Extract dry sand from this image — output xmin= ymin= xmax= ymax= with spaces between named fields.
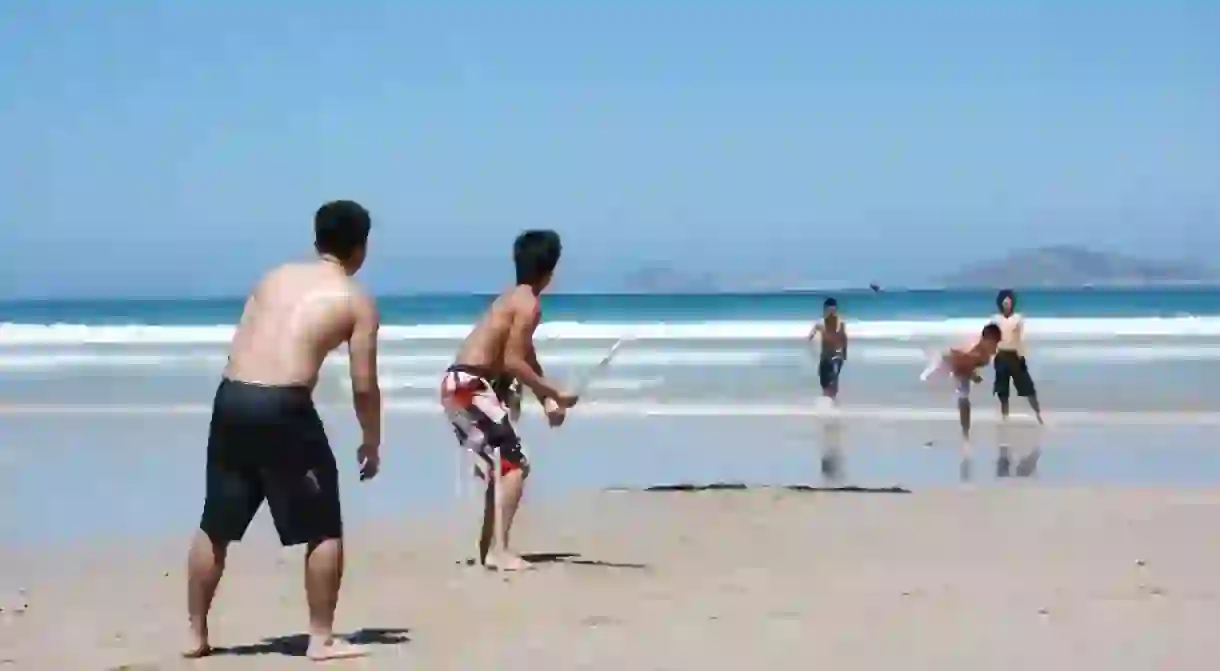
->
xmin=3 ymin=485 xmax=1219 ymax=670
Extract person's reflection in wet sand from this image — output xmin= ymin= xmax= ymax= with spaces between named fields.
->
xmin=997 ymin=421 xmax=1042 ymax=478
xmin=820 ymin=414 xmax=845 ymax=482
xmin=960 ymin=453 xmax=973 ymax=482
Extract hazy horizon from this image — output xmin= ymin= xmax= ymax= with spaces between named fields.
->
xmin=2 ymin=3 xmax=1216 ymax=299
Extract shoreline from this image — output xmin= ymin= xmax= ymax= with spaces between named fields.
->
xmin=3 ymin=399 xmax=1220 ymax=425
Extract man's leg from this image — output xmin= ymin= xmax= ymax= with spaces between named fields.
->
xmin=187 ymin=437 xmax=261 ymax=658
xmin=996 ymin=367 xmax=1011 ymax=421
xmin=185 ymin=530 xmax=227 ymax=658
xmin=958 ymin=395 xmax=973 ymax=481
xmin=955 ymin=370 xmax=974 ymax=477
xmin=483 ymin=461 xmax=530 ymax=571
xmin=1026 ymin=395 xmax=1044 ymax=424
xmin=267 ymin=439 xmax=367 ymax=662
xmin=957 ymin=396 xmax=972 ymax=442
xmin=818 ymin=359 xmax=834 ymax=403
xmin=302 ymin=538 xmax=367 ymax=660
xmin=1013 ymin=357 xmax=1044 ymax=424
xmin=478 ymin=468 xmax=495 ymax=564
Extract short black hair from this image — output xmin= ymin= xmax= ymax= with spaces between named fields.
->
xmin=824 ymin=297 xmax=837 ymax=308
xmin=314 ymin=200 xmax=371 ymax=261
xmin=996 ymin=289 xmax=1016 ymax=311
xmin=981 ymin=322 xmax=1002 ymax=341
xmin=513 ymin=229 xmax=562 ymax=285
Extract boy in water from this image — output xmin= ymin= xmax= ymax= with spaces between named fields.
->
xmin=440 ymin=230 xmax=578 ymax=571
xmin=808 ymin=297 xmax=848 ymax=404
xmin=933 ymin=322 xmax=1003 ymax=444
xmin=993 ymin=289 xmax=1044 ymax=425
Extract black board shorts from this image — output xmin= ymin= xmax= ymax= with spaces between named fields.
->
xmin=818 ymin=354 xmax=845 ymax=391
xmin=199 ymin=378 xmax=342 ymax=547
xmin=993 ymin=350 xmax=1036 ymax=399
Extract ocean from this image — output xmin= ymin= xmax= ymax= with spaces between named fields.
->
xmin=5 ymin=287 xmax=1220 ymax=546
xmin=3 ymin=288 xmax=1220 ymax=412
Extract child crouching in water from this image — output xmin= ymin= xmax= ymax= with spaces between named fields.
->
xmin=922 ymin=322 xmax=1003 ymax=449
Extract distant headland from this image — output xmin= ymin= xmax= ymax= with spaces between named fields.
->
xmin=936 ymin=245 xmax=1216 ymax=289
xmin=614 ymin=246 xmax=1216 ymax=294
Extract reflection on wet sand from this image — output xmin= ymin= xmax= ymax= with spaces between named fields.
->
xmin=961 ymin=421 xmax=1044 ymax=482
xmin=820 ymin=415 xmax=845 ymax=482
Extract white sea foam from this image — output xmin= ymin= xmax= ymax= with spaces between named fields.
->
xmin=5 ymin=316 xmax=1220 ymax=346
xmin=4 ymin=343 xmax=1220 ymax=373
xmin=378 ymin=374 xmax=663 ymax=392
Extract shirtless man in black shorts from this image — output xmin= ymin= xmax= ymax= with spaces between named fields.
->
xmin=440 ymin=230 xmax=578 ymax=571
xmin=808 ymin=297 xmax=848 ymax=404
xmin=184 ymin=201 xmax=381 ymax=661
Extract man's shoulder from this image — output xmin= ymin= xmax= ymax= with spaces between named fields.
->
xmin=506 ymin=285 xmax=540 ymax=312
xmin=339 ymin=279 xmax=377 ymax=317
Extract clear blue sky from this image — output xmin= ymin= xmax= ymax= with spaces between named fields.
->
xmin=1 ymin=2 xmax=1216 ymax=297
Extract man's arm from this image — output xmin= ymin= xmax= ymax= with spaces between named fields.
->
xmin=348 ymin=291 xmax=382 ymax=449
xmin=808 ymin=322 xmax=822 ymax=342
xmin=525 ymin=345 xmax=549 ymax=405
xmin=503 ymin=294 xmax=566 ymax=401
xmin=1015 ymin=315 xmax=1027 ymax=357
xmin=840 ymin=321 xmax=848 ymax=359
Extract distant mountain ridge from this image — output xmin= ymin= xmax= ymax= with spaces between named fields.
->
xmin=938 ymin=246 xmax=1216 ymax=288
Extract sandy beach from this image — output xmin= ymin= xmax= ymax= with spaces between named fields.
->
xmin=4 ymin=483 xmax=1219 ymax=669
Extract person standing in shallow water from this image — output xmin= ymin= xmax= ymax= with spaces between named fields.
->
xmin=992 ymin=289 xmax=1044 ymax=425
xmin=808 ymin=297 xmax=848 ymax=405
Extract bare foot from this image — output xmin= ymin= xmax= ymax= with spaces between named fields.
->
xmin=484 ymin=551 xmax=533 ymax=572
xmin=306 ymin=637 xmax=369 ymax=662
xmin=182 ymin=624 xmax=212 ymax=659
xmin=182 ymin=645 xmax=213 ymax=659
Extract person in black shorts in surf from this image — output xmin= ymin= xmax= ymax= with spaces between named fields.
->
xmin=184 ymin=201 xmax=382 ymax=662
xmin=992 ymin=289 xmax=1044 ymax=425
xmin=808 ymin=297 xmax=848 ymax=405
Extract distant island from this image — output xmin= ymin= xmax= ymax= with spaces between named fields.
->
xmin=938 ymin=246 xmax=1216 ymax=288
xmin=611 ymin=246 xmax=1215 ymax=293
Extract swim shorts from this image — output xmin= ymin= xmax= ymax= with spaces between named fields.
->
xmin=954 ymin=375 xmax=973 ymax=401
xmin=440 ymin=365 xmax=528 ymax=477
xmin=199 ymin=379 xmax=342 ymax=547
xmin=818 ymin=354 xmax=845 ymax=390
xmin=993 ymin=350 xmax=1036 ymax=399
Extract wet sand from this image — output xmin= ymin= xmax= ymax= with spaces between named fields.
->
xmin=3 ymin=485 xmax=1219 ymax=669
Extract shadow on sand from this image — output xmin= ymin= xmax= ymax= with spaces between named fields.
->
xmin=521 ymin=552 xmax=650 ymax=570
xmin=457 ymin=552 xmax=650 ymax=570
xmin=210 ymin=627 xmax=411 ymax=658
xmin=608 ymin=483 xmax=911 ymax=494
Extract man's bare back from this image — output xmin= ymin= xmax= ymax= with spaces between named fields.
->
xmin=225 ymin=260 xmax=369 ymax=388
xmin=453 ymin=286 xmax=535 ymax=374
xmin=440 ymin=229 xmax=575 ymax=572
xmin=187 ymin=200 xmax=380 ymax=663
xmin=944 ymin=343 xmax=989 ymax=381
